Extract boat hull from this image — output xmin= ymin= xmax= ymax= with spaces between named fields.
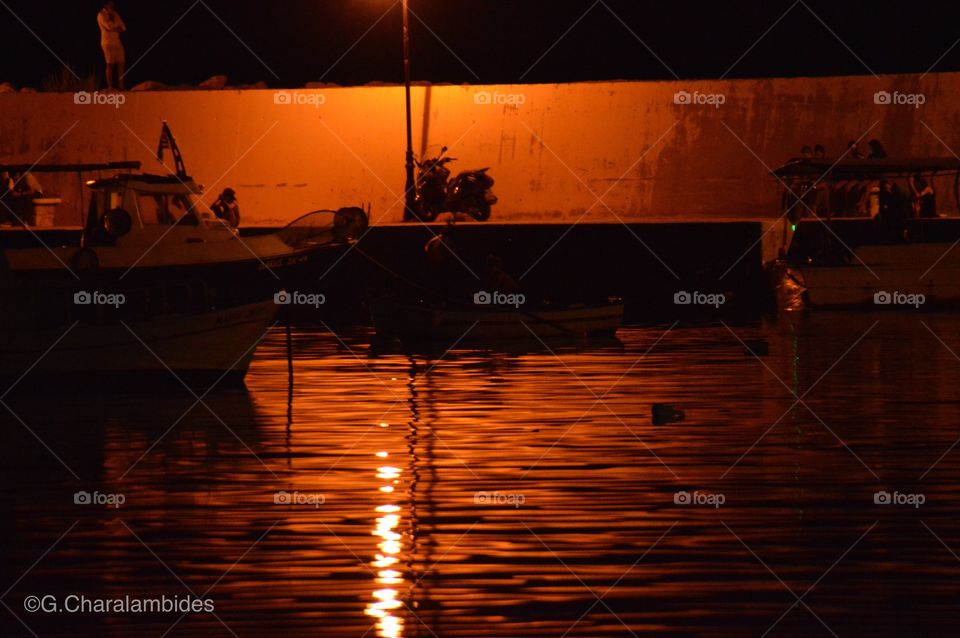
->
xmin=797 ymin=242 xmax=960 ymax=308
xmin=371 ymin=297 xmax=624 ymax=341
xmin=0 ymin=300 xmax=277 ymax=389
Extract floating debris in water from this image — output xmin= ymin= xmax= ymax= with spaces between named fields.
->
xmin=743 ymin=340 xmax=770 ymax=357
xmin=653 ymin=404 xmax=686 ymax=425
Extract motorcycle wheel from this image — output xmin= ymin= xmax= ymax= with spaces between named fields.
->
xmin=470 ymin=201 xmax=491 ymax=222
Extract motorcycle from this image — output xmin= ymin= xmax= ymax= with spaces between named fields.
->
xmin=411 ymin=147 xmax=498 ymax=222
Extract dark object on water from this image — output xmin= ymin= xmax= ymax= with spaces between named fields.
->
xmin=653 ymin=403 xmax=685 ymax=425
xmin=370 ymin=295 xmax=624 ymax=342
xmin=743 ymin=340 xmax=770 ymax=357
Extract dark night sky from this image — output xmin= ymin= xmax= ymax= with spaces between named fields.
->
xmin=2 ymin=1 xmax=959 ymax=89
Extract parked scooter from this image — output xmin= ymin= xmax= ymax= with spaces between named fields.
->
xmin=410 ymin=147 xmax=497 ymax=222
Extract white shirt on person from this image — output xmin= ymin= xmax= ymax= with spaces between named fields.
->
xmin=98 ymin=8 xmax=126 ymax=48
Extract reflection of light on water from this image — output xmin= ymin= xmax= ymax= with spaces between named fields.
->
xmin=365 ymin=451 xmax=406 ymax=637
xmin=377 ymin=466 xmax=401 ymax=479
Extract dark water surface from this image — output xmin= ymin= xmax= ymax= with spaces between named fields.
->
xmin=2 ymin=313 xmax=960 ymax=637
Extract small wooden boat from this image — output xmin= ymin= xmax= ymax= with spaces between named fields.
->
xmin=371 ymin=296 xmax=624 ymax=341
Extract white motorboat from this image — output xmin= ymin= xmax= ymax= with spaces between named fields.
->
xmin=0 ymin=124 xmax=366 ymax=386
xmin=772 ymin=157 xmax=960 ymax=309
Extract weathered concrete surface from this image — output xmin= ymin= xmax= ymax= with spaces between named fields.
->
xmin=1 ymin=73 xmax=958 ymax=226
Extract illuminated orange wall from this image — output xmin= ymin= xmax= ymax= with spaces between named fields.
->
xmin=1 ymin=73 xmax=959 ymax=226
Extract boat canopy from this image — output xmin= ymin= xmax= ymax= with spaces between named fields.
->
xmin=773 ymin=157 xmax=960 ymax=181
xmin=85 ymin=173 xmax=197 ymax=190
xmin=0 ymin=161 xmax=141 ymax=174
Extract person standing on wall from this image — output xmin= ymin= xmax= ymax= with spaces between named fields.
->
xmin=98 ymin=1 xmax=127 ymax=91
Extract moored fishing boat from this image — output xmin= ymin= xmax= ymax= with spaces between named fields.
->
xmin=0 ymin=124 xmax=366 ymax=386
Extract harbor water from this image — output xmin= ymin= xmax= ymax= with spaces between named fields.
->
xmin=2 ymin=313 xmax=959 ymax=637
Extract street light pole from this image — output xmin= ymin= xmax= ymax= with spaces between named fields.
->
xmin=402 ymin=0 xmax=417 ymax=221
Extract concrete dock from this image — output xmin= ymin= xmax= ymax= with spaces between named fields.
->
xmin=1 ymin=218 xmax=790 ymax=320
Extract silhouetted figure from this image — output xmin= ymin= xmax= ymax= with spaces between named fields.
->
xmin=847 ymin=141 xmax=864 ymax=159
xmin=0 ymin=172 xmax=13 ymax=225
xmin=909 ymin=174 xmax=937 ymax=218
xmin=98 ymin=1 xmax=127 ymax=91
xmin=424 ymin=223 xmax=468 ymax=301
xmin=1 ymin=170 xmax=43 ymax=226
xmin=877 ymin=180 xmax=908 ymax=239
xmin=211 ymin=188 xmax=240 ymax=227
xmin=813 ymin=144 xmax=826 ymax=158
xmin=483 ymin=254 xmax=521 ymax=294
xmin=801 ymin=145 xmax=813 ymax=159
xmin=867 ymin=139 xmax=887 ymax=159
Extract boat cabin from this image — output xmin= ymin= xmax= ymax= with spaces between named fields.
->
xmin=82 ymin=172 xmax=233 ymax=247
xmin=772 ymin=157 xmax=960 ymax=221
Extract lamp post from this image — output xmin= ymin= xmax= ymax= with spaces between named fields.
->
xmin=402 ymin=0 xmax=417 ymax=221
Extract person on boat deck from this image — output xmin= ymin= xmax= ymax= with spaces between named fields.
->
xmin=211 ymin=188 xmax=241 ymax=227
xmin=1 ymin=171 xmax=43 ymax=226
xmin=909 ymin=174 xmax=937 ymax=218
xmin=867 ymin=139 xmax=887 ymax=159
xmin=98 ymin=1 xmax=127 ymax=91
xmin=0 ymin=172 xmax=13 ymax=224
xmin=814 ymin=144 xmax=826 ymax=159
xmin=846 ymin=141 xmax=864 ymax=159
xmin=877 ymin=180 xmax=909 ymax=238
xmin=800 ymin=146 xmax=813 ymax=159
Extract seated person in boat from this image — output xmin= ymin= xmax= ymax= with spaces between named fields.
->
xmin=424 ymin=223 xmax=475 ymax=302
xmin=484 ymin=254 xmax=522 ymax=294
xmin=211 ymin=188 xmax=240 ymax=227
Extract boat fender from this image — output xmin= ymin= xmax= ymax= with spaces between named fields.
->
xmin=333 ymin=207 xmax=369 ymax=241
xmin=103 ymin=208 xmax=133 ymax=239
xmin=73 ymin=247 xmax=99 ymax=273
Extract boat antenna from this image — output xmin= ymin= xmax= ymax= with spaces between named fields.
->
xmin=157 ymin=121 xmax=188 ymax=180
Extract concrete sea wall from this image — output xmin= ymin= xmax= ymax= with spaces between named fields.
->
xmin=1 ymin=72 xmax=959 ymax=226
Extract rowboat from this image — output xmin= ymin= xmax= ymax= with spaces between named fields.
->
xmin=370 ymin=296 xmax=624 ymax=342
